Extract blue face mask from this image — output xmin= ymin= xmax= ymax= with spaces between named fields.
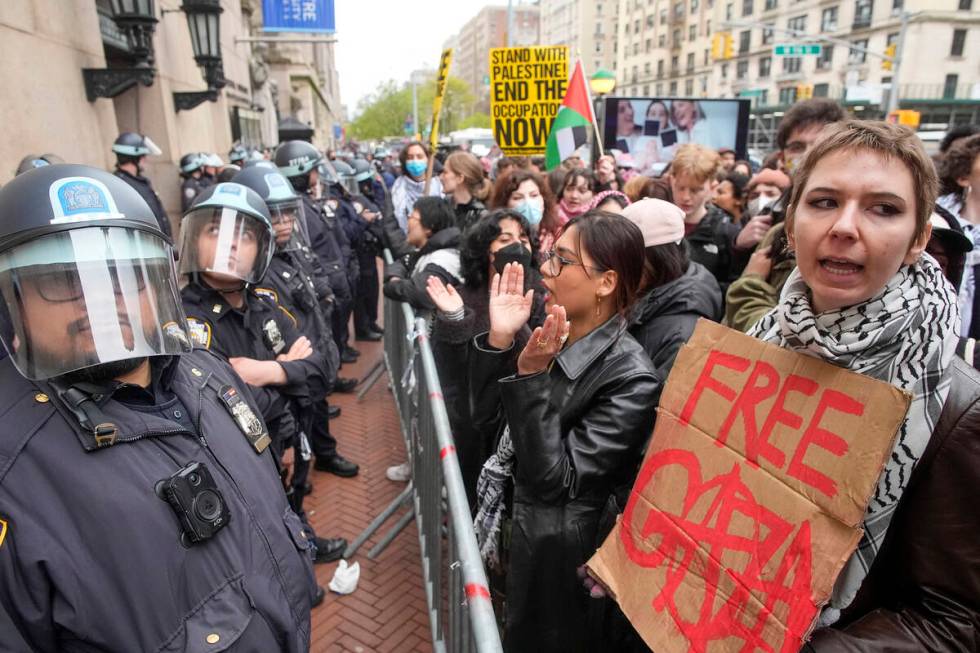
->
xmin=405 ymin=160 xmax=427 ymax=178
xmin=515 ymin=199 xmax=544 ymax=226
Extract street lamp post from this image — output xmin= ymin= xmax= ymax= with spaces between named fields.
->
xmin=81 ymin=0 xmax=158 ymax=101
xmin=174 ymin=0 xmax=225 ymax=112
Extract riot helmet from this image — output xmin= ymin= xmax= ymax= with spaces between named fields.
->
xmin=228 ymin=144 xmax=249 ymax=165
xmin=216 ymin=164 xmax=240 ymax=183
xmin=331 ymin=159 xmax=359 ymax=196
xmin=15 ymin=154 xmax=60 ymax=177
xmin=242 ymin=159 xmax=277 ymax=170
xmin=178 ymin=183 xmax=275 ymax=291
xmin=351 ymin=158 xmax=374 ymax=183
xmin=112 ymin=132 xmax=162 ymax=167
xmin=0 ymin=165 xmax=190 ymax=380
xmin=179 ymin=152 xmax=205 ymax=176
xmin=274 ymin=140 xmax=323 ymax=192
xmin=231 ymin=167 xmax=308 ymax=253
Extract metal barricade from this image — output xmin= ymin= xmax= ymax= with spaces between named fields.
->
xmin=347 ymin=251 xmax=503 ymax=653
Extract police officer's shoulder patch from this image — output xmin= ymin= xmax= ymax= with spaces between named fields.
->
xmin=0 ymin=516 xmax=8 ymax=549
xmin=277 ymin=305 xmax=298 ymax=328
xmin=186 ymin=317 xmax=212 ymax=349
xmin=254 ymin=287 xmax=279 ymax=304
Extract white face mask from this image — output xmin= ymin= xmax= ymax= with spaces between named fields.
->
xmin=748 ymin=195 xmax=776 ymax=216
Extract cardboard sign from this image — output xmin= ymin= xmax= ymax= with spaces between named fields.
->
xmin=588 ymin=320 xmax=911 ymax=653
xmin=489 ymin=46 xmax=569 ymax=156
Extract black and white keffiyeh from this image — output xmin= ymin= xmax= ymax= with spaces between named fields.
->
xmin=748 ymin=254 xmax=959 ymax=623
xmin=474 ymin=425 xmax=514 ymax=570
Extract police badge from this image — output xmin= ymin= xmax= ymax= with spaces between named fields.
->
xmin=262 ymin=319 xmax=286 ymax=354
xmin=217 ymin=384 xmax=271 ymax=454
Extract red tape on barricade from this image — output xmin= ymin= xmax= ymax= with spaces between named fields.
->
xmin=440 ymin=445 xmax=456 ymax=459
xmin=465 ymin=583 xmax=491 ymax=600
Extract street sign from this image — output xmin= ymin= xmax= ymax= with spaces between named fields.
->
xmin=773 ymin=43 xmax=822 ymax=56
xmin=262 ymin=0 xmax=335 ymax=33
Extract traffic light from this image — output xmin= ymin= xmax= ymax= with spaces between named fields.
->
xmin=712 ymin=32 xmax=735 ymax=60
xmin=882 ymin=43 xmax=896 ymax=71
xmin=796 ymin=84 xmax=814 ymax=100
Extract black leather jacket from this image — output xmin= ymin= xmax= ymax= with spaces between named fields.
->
xmin=470 ymin=316 xmax=661 ymax=652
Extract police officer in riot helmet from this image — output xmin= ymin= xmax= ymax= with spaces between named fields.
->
xmin=275 ymin=141 xmax=363 ymax=374
xmin=14 ymin=153 xmax=63 ymax=177
xmin=228 ymin=143 xmax=249 ymax=166
xmin=0 ymin=165 xmax=318 ymax=651
xmin=344 ymin=159 xmax=386 ymax=340
xmin=178 ymin=182 xmax=349 ymax=560
xmin=178 ymin=152 xmax=207 ymax=212
xmin=232 ymin=166 xmax=359 ymax=478
xmin=111 ymin=131 xmax=172 ymax=240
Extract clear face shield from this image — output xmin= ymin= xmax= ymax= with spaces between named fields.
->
xmin=178 ymin=208 xmax=274 ymax=288
xmin=0 ymin=227 xmax=190 ymax=380
xmin=340 ymin=176 xmax=360 ymax=196
xmin=268 ymin=199 xmax=309 ymax=252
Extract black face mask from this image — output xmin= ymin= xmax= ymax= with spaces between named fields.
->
xmin=492 ymin=242 xmax=532 ymax=276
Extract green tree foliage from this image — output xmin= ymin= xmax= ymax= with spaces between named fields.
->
xmin=348 ymin=74 xmax=476 ymax=141
xmin=459 ymin=113 xmax=491 ymax=129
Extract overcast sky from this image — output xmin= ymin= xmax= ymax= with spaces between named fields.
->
xmin=335 ymin=1 xmax=507 ymax=117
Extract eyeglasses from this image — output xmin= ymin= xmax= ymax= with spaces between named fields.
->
xmin=542 ymin=250 xmax=603 ymax=278
xmin=25 ymin=265 xmax=147 ymax=303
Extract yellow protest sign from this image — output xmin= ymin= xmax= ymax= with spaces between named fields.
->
xmin=489 ymin=46 xmax=569 ymax=156
xmin=429 ymin=48 xmax=453 ymax=153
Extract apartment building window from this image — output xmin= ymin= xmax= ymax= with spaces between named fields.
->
xmin=685 ymin=78 xmax=694 ymax=95
xmin=952 ymin=29 xmax=966 ymax=57
xmin=635 ymin=19 xmax=641 ymax=32
xmin=692 ymin=0 xmax=700 ymax=11
xmin=721 ymin=63 xmax=729 ymax=78
xmin=645 ymin=62 xmax=652 ymax=76
xmin=813 ymin=82 xmax=829 ymax=97
xmin=671 ymin=55 xmax=680 ymax=71
xmin=892 ymin=0 xmax=902 ymax=10
xmin=659 ymin=34 xmax=667 ymax=46
xmin=736 ymin=60 xmax=749 ymax=79
xmin=764 ymin=0 xmax=777 ymax=9
xmin=647 ymin=14 xmax=655 ymax=27
xmin=687 ymin=52 xmax=696 ymax=71
xmin=646 ymin=38 xmax=653 ymax=52
xmin=595 ymin=42 xmax=602 ymax=53
xmin=853 ymin=0 xmax=873 ymax=29
xmin=706 ymin=19 xmax=711 ymax=33
xmin=848 ymin=39 xmax=868 ymax=64
xmin=783 ymin=56 xmax=801 ymax=73
xmin=632 ymin=65 xmax=639 ymax=82
xmin=673 ymin=28 xmax=682 ymax=44
xmin=675 ymin=1 xmax=685 ymax=18
xmin=759 ymin=89 xmax=769 ymax=105
xmin=816 ymin=44 xmax=834 ymax=68
xmin=739 ymin=30 xmax=751 ymax=53
xmin=625 ymin=22 xmax=630 ymax=35
xmin=644 ymin=84 xmax=650 ymax=94
xmin=658 ymin=59 xmax=665 ymax=77
xmin=635 ymin=43 xmax=641 ymax=54
xmin=959 ymin=0 xmax=972 ymax=9
xmin=670 ymin=80 xmax=679 ymax=94
xmin=944 ymin=73 xmax=959 ymax=98
xmin=657 ymin=82 xmax=664 ymax=94
xmin=758 ymin=55 xmax=771 ymax=77
xmin=689 ymin=24 xmax=697 ymax=40
xmin=779 ymin=86 xmax=797 ymax=104
xmin=742 ymin=0 xmax=753 ymax=15
xmin=597 ymin=3 xmax=603 ymax=13
xmin=726 ymin=3 xmax=733 ymax=20
xmin=787 ymin=15 xmax=806 ymax=34
xmin=821 ymin=6 xmax=838 ymax=31
xmin=701 ymin=76 xmax=709 ymax=92
xmin=704 ymin=48 xmax=710 ymax=65
xmin=660 ymin=9 xmax=667 ymax=23
xmin=762 ymin=23 xmax=775 ymax=44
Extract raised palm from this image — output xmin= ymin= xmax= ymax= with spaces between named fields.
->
xmin=426 ymin=276 xmax=464 ymax=313
xmin=488 ymin=262 xmax=534 ymax=346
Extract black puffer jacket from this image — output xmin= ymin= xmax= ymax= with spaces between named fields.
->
xmin=382 ymin=228 xmax=463 ymax=311
xmin=469 ymin=317 xmax=661 ymax=653
xmin=628 ymin=261 xmax=723 ymax=387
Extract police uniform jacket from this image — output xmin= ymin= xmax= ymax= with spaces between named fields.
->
xmin=0 ymin=351 xmax=316 ymax=651
xmin=260 ymin=255 xmax=339 ymax=387
xmin=114 ymin=168 xmax=172 ymax=240
xmin=180 ymin=281 xmax=327 ymax=423
xmin=301 ymin=195 xmax=351 ymax=304
xmin=181 ymin=176 xmax=206 ymax=213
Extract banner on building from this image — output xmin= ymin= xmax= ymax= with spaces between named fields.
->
xmin=587 ymin=319 xmax=911 ymax=653
xmin=429 ymin=48 xmax=454 ymax=153
xmin=262 ymin=0 xmax=335 ymax=33
xmin=489 ymin=46 xmax=569 ymax=156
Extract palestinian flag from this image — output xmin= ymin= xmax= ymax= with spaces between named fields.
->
xmin=545 ymin=61 xmax=596 ymax=170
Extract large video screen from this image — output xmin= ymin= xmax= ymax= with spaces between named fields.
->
xmin=601 ymin=97 xmax=750 ymax=174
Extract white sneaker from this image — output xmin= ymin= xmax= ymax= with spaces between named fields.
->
xmin=385 ymin=461 xmax=411 ymax=482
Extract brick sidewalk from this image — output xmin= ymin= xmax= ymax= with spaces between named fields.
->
xmin=306 ymin=338 xmax=434 ymax=652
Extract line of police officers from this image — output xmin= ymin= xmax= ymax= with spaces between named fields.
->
xmin=0 ymin=132 xmax=391 ymax=651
